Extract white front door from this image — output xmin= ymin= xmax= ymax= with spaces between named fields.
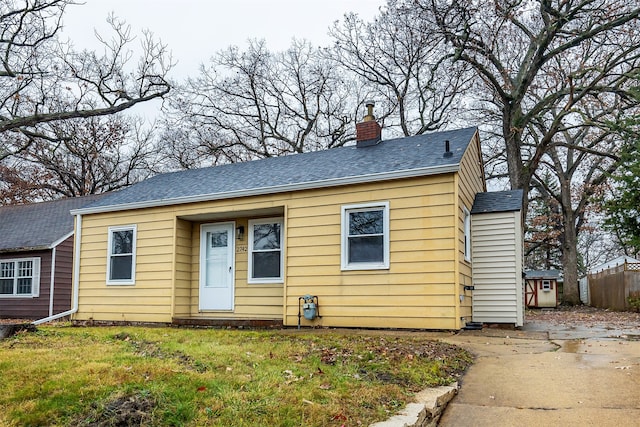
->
xmin=199 ymin=222 xmax=235 ymax=311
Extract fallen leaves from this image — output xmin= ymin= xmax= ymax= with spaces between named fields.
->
xmin=526 ymin=306 xmax=640 ymax=329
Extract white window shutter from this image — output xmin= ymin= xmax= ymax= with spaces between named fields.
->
xmin=32 ymin=257 xmax=41 ymax=297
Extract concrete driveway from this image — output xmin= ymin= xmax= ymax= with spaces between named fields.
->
xmin=438 ymin=311 xmax=640 ymax=426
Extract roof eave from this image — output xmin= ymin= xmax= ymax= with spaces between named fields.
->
xmin=71 ymin=164 xmax=460 ymax=215
xmin=0 ymin=245 xmax=52 ymax=254
xmin=470 ymin=207 xmax=522 ymax=215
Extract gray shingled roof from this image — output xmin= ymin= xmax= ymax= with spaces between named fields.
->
xmin=470 ymin=189 xmax=523 ymax=214
xmin=75 ymin=127 xmax=479 ymax=214
xmin=0 ymin=194 xmax=106 ymax=252
xmin=525 ymin=270 xmax=561 ymax=279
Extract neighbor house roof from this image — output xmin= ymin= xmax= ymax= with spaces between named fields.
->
xmin=0 ymin=194 xmax=107 ymax=252
xmin=525 ymin=270 xmax=561 ymax=280
xmin=470 ymin=189 xmax=523 ymax=214
xmin=73 ymin=127 xmax=480 ymax=215
xmin=589 ymin=255 xmax=640 ymax=274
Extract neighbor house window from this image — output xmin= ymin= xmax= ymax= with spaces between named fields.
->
xmin=0 ymin=258 xmax=40 ymax=297
xmin=341 ymin=202 xmax=390 ymax=270
xmin=464 ymin=207 xmax=471 ymax=262
xmin=107 ymin=225 xmax=137 ymax=285
xmin=248 ymin=218 xmax=283 ymax=283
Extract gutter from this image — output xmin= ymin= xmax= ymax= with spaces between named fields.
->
xmin=32 ymin=215 xmax=82 ymax=325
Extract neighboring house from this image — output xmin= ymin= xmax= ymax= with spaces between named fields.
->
xmin=69 ymin=113 xmax=523 ymax=330
xmin=588 ymin=256 xmax=640 ymax=274
xmin=0 ymin=195 xmax=105 ymax=320
xmin=470 ymin=190 xmax=525 ymax=326
xmin=525 ymin=270 xmax=561 ymax=308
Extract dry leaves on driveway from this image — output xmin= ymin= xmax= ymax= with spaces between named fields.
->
xmin=526 ymin=306 xmax=640 ymax=329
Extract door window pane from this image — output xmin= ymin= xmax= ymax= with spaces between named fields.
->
xmin=210 ymin=231 xmax=228 ymax=248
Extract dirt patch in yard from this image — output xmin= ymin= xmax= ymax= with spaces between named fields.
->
xmin=76 ymin=392 xmax=156 ymax=427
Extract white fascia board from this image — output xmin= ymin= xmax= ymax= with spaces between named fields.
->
xmin=49 ymin=230 xmax=74 ymax=249
xmin=71 ymin=164 xmax=460 ymax=215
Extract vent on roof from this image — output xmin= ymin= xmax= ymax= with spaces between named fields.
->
xmin=355 ymin=101 xmax=382 ymax=148
xmin=443 ymin=140 xmax=453 ymax=158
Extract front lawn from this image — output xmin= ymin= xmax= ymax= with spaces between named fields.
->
xmin=0 ymin=325 xmax=471 ymax=426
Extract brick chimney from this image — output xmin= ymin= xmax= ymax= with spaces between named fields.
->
xmin=355 ymin=101 xmax=382 ymax=148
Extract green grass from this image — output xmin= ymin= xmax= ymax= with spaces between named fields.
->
xmin=0 ymin=324 xmax=472 ymax=426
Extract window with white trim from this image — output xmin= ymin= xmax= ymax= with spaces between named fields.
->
xmin=0 ymin=257 xmax=40 ymax=297
xmin=248 ymin=218 xmax=283 ymax=283
xmin=341 ymin=202 xmax=389 ymax=270
xmin=107 ymin=225 xmax=137 ymax=285
xmin=463 ymin=207 xmax=471 ymax=262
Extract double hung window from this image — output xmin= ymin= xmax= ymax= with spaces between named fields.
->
xmin=248 ymin=218 xmax=283 ymax=283
xmin=107 ymin=225 xmax=136 ymax=285
xmin=341 ymin=202 xmax=389 ymax=270
xmin=0 ymin=258 xmax=40 ymax=297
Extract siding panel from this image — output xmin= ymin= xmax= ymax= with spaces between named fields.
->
xmin=471 ymin=211 xmax=524 ymax=326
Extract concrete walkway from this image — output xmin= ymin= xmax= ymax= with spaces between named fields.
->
xmin=437 ymin=324 xmax=640 ymax=426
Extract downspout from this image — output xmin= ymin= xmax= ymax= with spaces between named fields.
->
xmin=32 ymin=214 xmax=82 ymax=325
xmin=48 ymin=246 xmax=56 ymax=317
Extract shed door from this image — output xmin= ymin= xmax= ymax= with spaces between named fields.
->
xmin=525 ymin=280 xmax=537 ymax=307
xmin=199 ymin=223 xmax=235 ymax=311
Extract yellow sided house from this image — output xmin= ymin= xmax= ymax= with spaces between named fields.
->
xmin=70 ymin=118 xmax=524 ymax=330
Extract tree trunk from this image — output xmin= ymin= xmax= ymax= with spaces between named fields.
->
xmin=561 ymin=212 xmax=581 ymax=305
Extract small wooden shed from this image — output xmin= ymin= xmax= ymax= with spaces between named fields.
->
xmin=525 ymin=270 xmax=561 ymax=308
xmin=470 ymin=190 xmax=524 ymax=327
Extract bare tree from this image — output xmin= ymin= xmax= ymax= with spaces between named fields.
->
xmin=162 ymin=39 xmax=358 ymax=169
xmin=0 ymin=115 xmax=156 ymax=200
xmin=0 ymin=0 xmax=172 ymax=160
xmin=532 ymin=116 xmax=622 ymax=301
xmin=330 ymin=0 xmax=471 ymax=137
xmin=426 ymin=0 xmax=640 ymax=303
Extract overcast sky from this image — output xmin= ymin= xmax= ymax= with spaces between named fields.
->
xmin=62 ymin=0 xmax=385 ymax=80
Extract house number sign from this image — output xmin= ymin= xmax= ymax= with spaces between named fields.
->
xmin=236 ymin=245 xmax=248 ymax=253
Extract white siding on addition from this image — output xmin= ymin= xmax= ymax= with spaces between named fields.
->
xmin=471 ymin=211 xmax=523 ymax=326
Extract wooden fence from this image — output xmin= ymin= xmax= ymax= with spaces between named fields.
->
xmin=588 ymin=262 xmax=640 ymax=310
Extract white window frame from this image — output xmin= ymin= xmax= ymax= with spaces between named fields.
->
xmin=106 ymin=225 xmax=137 ymax=285
xmin=0 ymin=257 xmax=40 ymax=298
xmin=341 ymin=202 xmax=390 ymax=271
xmin=248 ymin=217 xmax=284 ymax=284
xmin=542 ymin=280 xmax=551 ymax=291
xmin=463 ymin=207 xmax=471 ymax=262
